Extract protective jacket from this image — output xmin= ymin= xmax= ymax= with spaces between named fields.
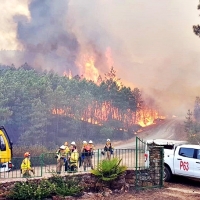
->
xmin=69 ymin=149 xmax=79 ymax=167
xmin=21 ymin=158 xmax=32 ymax=174
xmin=56 ymin=149 xmax=66 ymax=160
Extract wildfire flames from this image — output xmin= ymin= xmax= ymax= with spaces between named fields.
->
xmin=52 ymin=103 xmax=161 ymax=129
xmin=63 ymin=70 xmax=72 ymax=79
xmin=76 ymin=54 xmax=99 ymax=82
xmin=58 ymin=48 xmax=162 ymax=129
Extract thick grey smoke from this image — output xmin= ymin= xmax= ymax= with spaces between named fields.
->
xmin=15 ymin=0 xmax=80 ymax=74
xmin=0 ymin=0 xmax=200 ymax=117
xmin=12 ymin=0 xmax=111 ymax=76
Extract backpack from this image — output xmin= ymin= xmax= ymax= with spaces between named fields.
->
xmin=83 ymin=145 xmax=91 ymax=156
xmin=104 ymin=143 xmax=112 ymax=151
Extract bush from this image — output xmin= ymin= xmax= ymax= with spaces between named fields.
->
xmin=91 ymin=157 xmax=127 ymax=182
xmin=49 ymin=172 xmax=83 ymax=197
xmin=55 ymin=179 xmax=83 ymax=197
xmin=7 ymin=179 xmax=55 ymax=200
xmin=7 ymin=173 xmax=83 ymax=199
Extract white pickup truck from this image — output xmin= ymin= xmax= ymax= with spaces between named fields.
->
xmin=145 ymin=139 xmax=200 ymax=181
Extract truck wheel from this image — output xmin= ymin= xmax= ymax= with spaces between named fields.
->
xmin=164 ymin=166 xmax=171 ymax=182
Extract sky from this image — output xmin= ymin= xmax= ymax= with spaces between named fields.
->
xmin=0 ymin=0 xmax=200 ymax=117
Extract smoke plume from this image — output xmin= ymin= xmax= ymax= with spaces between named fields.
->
xmin=0 ymin=0 xmax=200 ymax=117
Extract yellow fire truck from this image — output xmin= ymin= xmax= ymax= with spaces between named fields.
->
xmin=0 ymin=126 xmax=13 ymax=172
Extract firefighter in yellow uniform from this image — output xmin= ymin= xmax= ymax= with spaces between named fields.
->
xmin=64 ymin=141 xmax=70 ymax=171
xmin=68 ymin=142 xmax=79 ymax=172
xmin=21 ymin=152 xmax=35 ymax=177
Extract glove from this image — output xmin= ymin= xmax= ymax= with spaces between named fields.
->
xmin=101 ymin=151 xmax=105 ymax=155
xmin=55 ymin=155 xmax=58 ymax=159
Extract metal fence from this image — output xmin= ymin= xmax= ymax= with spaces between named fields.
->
xmin=0 ymin=137 xmax=164 ymax=191
xmin=0 ymin=156 xmax=43 ymax=179
xmin=0 ymin=148 xmax=145 ymax=179
xmin=42 ymin=148 xmax=146 ymax=174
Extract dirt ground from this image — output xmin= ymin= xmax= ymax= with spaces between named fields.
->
xmin=77 ymin=179 xmax=200 ymax=200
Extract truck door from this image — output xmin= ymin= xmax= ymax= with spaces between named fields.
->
xmin=0 ymin=135 xmax=7 ymax=163
xmin=174 ymin=147 xmax=195 ymax=177
xmin=193 ymin=149 xmax=200 ymax=178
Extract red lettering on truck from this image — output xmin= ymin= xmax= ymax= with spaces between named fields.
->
xmin=180 ymin=161 xmax=189 ymax=171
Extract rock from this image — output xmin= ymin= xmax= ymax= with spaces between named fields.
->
xmin=102 ymin=191 xmax=110 ymax=197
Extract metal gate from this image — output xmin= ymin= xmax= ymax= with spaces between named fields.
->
xmin=135 ymin=137 xmax=164 ymax=190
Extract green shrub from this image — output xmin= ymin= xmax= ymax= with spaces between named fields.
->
xmin=48 ymin=172 xmax=83 ymax=197
xmin=7 ymin=173 xmax=83 ymax=199
xmin=48 ymin=172 xmax=65 ymax=187
xmin=55 ymin=179 xmax=83 ymax=197
xmin=91 ymin=157 xmax=127 ymax=181
xmin=7 ymin=179 xmax=55 ymax=200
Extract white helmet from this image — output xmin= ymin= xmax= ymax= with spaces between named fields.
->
xmin=107 ymin=138 xmax=110 ymax=142
xmin=89 ymin=140 xmax=93 ymax=144
xmin=59 ymin=145 xmax=66 ymax=150
xmin=71 ymin=141 xmax=76 ymax=145
xmin=82 ymin=141 xmax=87 ymax=144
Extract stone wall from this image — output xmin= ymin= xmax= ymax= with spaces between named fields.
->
xmin=125 ymin=146 xmax=164 ymax=188
xmin=0 ymin=172 xmax=128 ymax=198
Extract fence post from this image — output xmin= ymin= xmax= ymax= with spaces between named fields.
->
xmin=136 ymin=137 xmax=138 ymax=171
xmin=40 ymin=153 xmax=44 ymax=177
xmin=97 ymin=149 xmax=100 ymax=167
xmin=160 ymin=147 xmax=164 ymax=187
xmin=135 ymin=137 xmax=138 ymax=188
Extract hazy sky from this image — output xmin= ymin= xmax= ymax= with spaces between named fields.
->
xmin=0 ymin=0 xmax=200 ymax=117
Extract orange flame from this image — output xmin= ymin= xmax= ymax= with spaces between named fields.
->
xmin=77 ymin=54 xmax=99 ymax=82
xmin=63 ymin=70 xmax=72 ymax=79
xmin=52 ymin=108 xmax=66 ymax=115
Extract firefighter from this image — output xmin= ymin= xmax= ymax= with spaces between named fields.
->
xmin=81 ymin=141 xmax=93 ymax=171
xmin=64 ymin=141 xmax=70 ymax=171
xmin=81 ymin=141 xmax=88 ymax=152
xmin=103 ymin=139 xmax=114 ymax=160
xmin=21 ymin=152 xmax=35 ymax=178
xmin=55 ymin=145 xmax=66 ymax=174
xmin=88 ymin=140 xmax=95 ymax=151
xmin=68 ymin=142 xmax=79 ymax=172
xmin=88 ymin=140 xmax=95 ymax=158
